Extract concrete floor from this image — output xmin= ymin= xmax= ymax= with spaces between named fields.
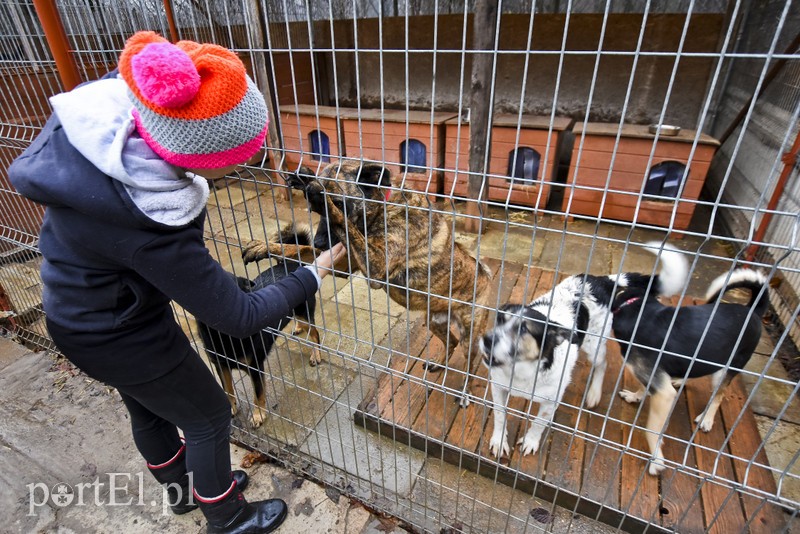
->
xmin=2 ymin=179 xmax=798 ymax=532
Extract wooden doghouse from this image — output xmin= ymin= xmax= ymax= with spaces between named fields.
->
xmin=562 ymin=123 xmax=720 ymax=231
xmin=340 ymin=109 xmax=457 ymax=196
xmin=279 ymin=104 xmax=345 ymax=171
xmin=443 ymin=115 xmax=573 ymax=210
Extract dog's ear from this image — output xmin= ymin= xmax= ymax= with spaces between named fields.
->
xmin=356 ymin=164 xmax=391 ymax=198
xmin=539 ymin=326 xmax=571 ymax=371
xmin=496 ymin=303 xmax=523 ymax=325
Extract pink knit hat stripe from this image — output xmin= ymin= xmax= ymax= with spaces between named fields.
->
xmin=135 ymin=117 xmax=267 ymax=169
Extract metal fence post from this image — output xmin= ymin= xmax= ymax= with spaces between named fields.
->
xmin=32 ymin=0 xmax=82 ymax=91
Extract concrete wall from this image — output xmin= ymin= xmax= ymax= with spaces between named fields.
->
xmin=311 ymin=13 xmax=725 ymax=129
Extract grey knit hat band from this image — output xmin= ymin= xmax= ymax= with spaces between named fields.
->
xmin=129 ymin=77 xmax=267 ymax=156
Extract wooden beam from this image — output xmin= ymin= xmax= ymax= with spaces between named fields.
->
xmin=466 ymin=1 xmax=498 ymax=233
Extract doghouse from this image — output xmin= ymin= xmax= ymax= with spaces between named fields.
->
xmin=562 ymin=122 xmax=720 ymax=231
xmin=279 ymin=104 xmax=345 ymax=171
xmin=340 ymin=109 xmax=457 ymax=196
xmin=443 ymin=114 xmax=573 ymax=210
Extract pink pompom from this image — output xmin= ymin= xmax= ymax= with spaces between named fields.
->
xmin=131 ymin=42 xmax=200 ymax=108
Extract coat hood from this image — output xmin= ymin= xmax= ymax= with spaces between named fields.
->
xmin=9 ymin=75 xmax=209 ymax=229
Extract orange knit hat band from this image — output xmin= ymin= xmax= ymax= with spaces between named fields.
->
xmin=119 ymin=31 xmax=249 ymax=120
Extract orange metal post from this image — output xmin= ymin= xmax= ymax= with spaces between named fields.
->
xmin=744 ymin=128 xmax=800 ymax=263
xmin=33 ymin=0 xmax=82 ymax=91
xmin=163 ymin=0 xmax=180 ymax=42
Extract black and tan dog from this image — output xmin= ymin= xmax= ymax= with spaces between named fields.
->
xmin=243 ymin=162 xmax=492 ymax=404
xmin=611 ymin=268 xmax=770 ymax=475
xmin=197 ymin=226 xmax=322 ymax=428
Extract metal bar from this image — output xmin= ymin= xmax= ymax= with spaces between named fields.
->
xmin=32 ymin=0 xmax=81 ymax=91
xmin=162 ymin=0 xmax=179 ymax=42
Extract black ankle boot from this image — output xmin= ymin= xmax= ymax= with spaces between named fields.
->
xmin=147 ymin=444 xmax=198 ymax=515
xmin=231 ymin=470 xmax=248 ymax=492
xmin=196 ymin=485 xmax=287 ymax=534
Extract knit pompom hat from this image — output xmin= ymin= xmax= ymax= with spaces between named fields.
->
xmin=118 ymin=31 xmax=268 ymax=169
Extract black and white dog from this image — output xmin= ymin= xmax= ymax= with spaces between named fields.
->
xmin=480 ymin=243 xmax=687 ymax=458
xmin=611 ymin=268 xmax=770 ymax=475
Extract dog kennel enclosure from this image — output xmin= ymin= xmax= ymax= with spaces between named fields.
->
xmin=1 ymin=1 xmax=800 ymax=533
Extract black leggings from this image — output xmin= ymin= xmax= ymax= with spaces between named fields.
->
xmin=115 ymin=353 xmax=233 ymax=497
xmin=47 ymin=317 xmax=235 ymax=497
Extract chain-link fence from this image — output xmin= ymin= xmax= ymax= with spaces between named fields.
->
xmin=1 ymin=1 xmax=799 ymax=532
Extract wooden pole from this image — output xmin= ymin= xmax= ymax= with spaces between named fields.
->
xmin=33 ymin=0 xmax=82 ymax=91
xmin=465 ymin=0 xmax=498 ymax=234
xmin=246 ymin=0 xmax=289 ymax=198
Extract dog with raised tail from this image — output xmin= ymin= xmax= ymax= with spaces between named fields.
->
xmin=611 ymin=268 xmax=770 ymax=475
xmin=480 ymin=242 xmax=688 ymax=459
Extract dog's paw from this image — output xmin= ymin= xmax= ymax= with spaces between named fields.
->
xmin=694 ymin=412 xmax=715 ymax=432
xmin=585 ymin=387 xmax=602 ymax=409
xmin=619 ymin=389 xmax=644 ymax=404
xmin=422 ymin=361 xmax=444 ymax=373
xmin=489 ymin=433 xmax=510 ymax=458
xmin=308 ymin=347 xmax=322 ymax=367
xmin=241 ymin=240 xmax=268 ymax=263
xmin=251 ymin=408 xmax=266 ymax=428
xmin=518 ymin=431 xmax=543 ymax=456
xmin=648 ymin=459 xmax=666 ymax=476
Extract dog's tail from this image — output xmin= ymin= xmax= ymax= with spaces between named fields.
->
xmin=705 ymin=269 xmax=770 ymax=317
xmin=642 ymin=241 xmax=689 ymax=297
xmin=271 ymin=223 xmax=313 ymax=247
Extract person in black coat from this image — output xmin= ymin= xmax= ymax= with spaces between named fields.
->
xmin=9 ymin=30 xmax=345 ymax=534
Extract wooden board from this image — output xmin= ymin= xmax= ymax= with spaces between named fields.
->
xmin=353 ymin=263 xmax=785 ymax=534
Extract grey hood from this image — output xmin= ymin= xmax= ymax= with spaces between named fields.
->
xmin=49 ymin=76 xmax=209 ymax=227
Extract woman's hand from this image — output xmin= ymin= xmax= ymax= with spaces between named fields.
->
xmin=313 ymin=243 xmax=346 ymax=279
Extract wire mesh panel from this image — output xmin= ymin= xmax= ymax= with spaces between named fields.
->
xmin=1 ymin=1 xmax=799 ymax=533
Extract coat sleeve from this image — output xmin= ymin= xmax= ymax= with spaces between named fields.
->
xmin=131 ymin=226 xmax=320 ymax=338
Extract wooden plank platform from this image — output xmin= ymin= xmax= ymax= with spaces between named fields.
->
xmin=353 ymin=262 xmax=787 ymax=533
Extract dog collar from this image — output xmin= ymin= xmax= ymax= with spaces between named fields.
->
xmin=613 ymin=296 xmax=641 ymax=314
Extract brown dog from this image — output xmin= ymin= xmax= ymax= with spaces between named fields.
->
xmin=243 ymin=162 xmax=492 ymax=404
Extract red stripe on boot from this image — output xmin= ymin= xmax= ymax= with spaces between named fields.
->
xmin=193 ymin=480 xmax=237 ymax=504
xmin=146 ymin=444 xmax=186 ymax=469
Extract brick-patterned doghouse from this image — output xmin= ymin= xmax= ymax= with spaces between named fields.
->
xmin=279 ymin=104 xmax=345 ymax=171
xmin=562 ymin=122 xmax=720 ymax=231
xmin=443 ymin=115 xmax=573 ymax=210
xmin=340 ymin=109 xmax=457 ymax=196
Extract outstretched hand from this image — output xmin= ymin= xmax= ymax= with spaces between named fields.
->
xmin=313 ymin=243 xmax=346 ymax=279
